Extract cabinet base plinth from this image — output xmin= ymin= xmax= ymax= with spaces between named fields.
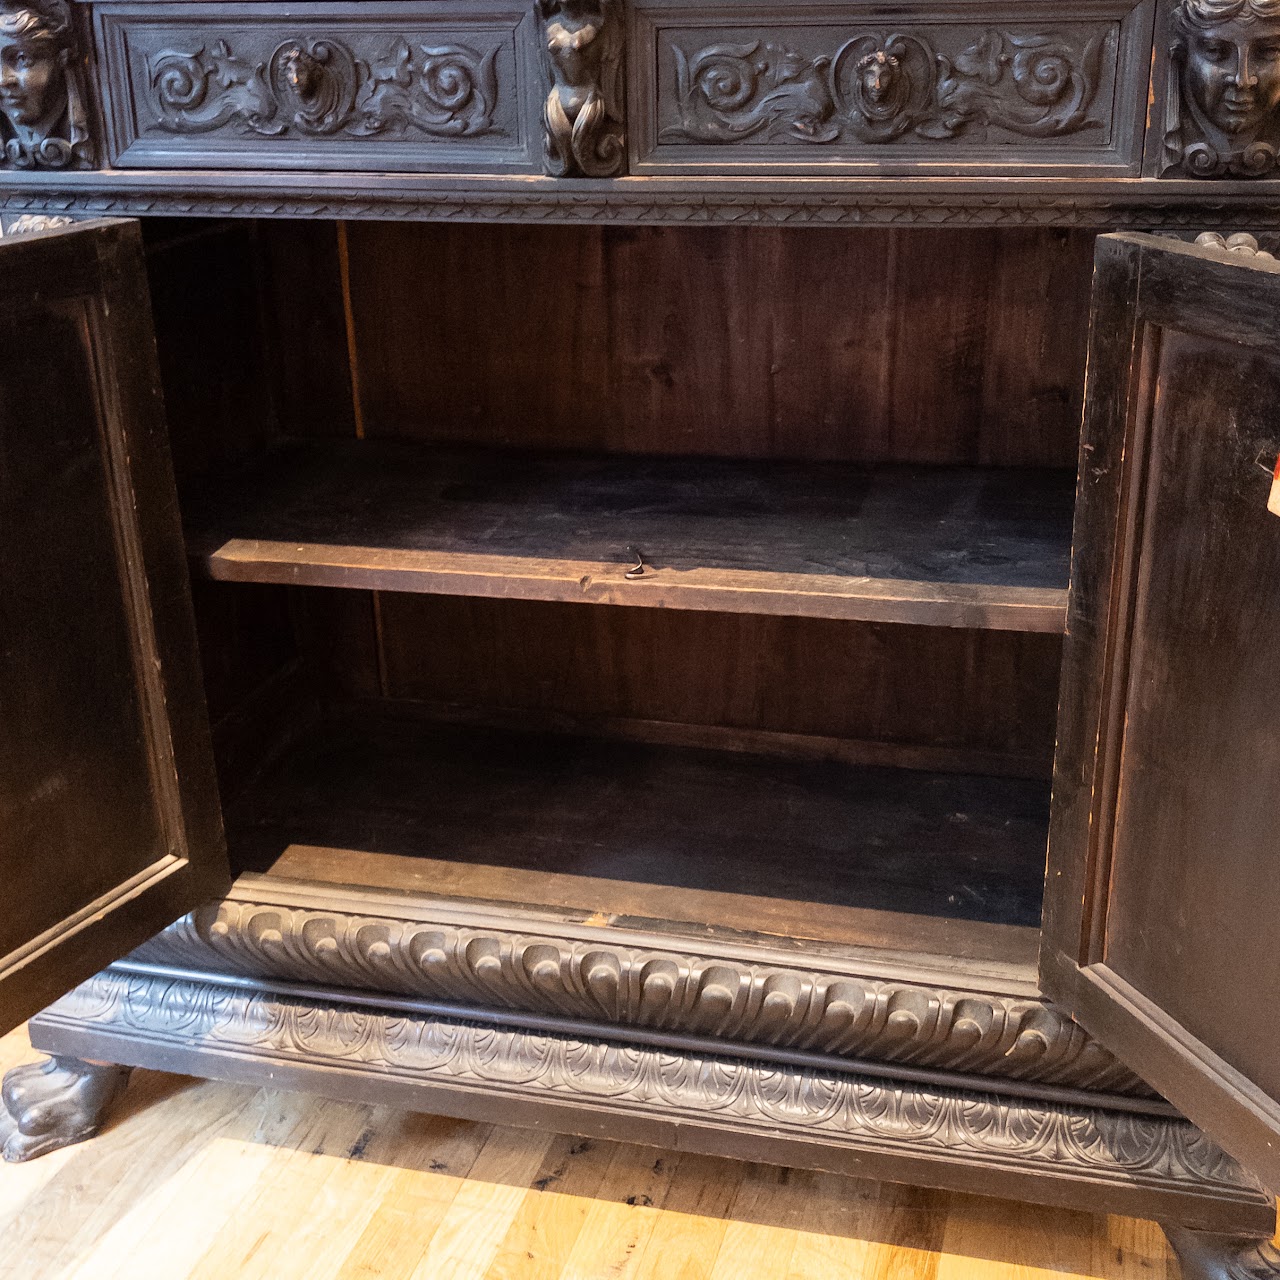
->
xmin=24 ymin=965 xmax=1276 ymax=1237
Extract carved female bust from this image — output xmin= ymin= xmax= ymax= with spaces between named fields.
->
xmin=0 ymin=0 xmax=90 ymax=169
xmin=536 ymin=0 xmax=624 ymax=178
xmin=1165 ymin=0 xmax=1280 ymax=175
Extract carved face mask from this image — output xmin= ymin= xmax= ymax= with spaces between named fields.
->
xmin=1185 ymin=20 xmax=1280 ymax=134
xmin=0 ymin=26 xmax=62 ymax=128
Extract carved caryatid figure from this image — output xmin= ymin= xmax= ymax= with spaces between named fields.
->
xmin=1165 ymin=0 xmax=1280 ymax=175
xmin=0 ymin=0 xmax=90 ymax=168
xmin=537 ymin=0 xmax=624 ymax=178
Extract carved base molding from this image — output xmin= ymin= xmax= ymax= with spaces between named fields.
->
xmin=6 ymin=173 xmax=1280 ymax=227
xmin=27 ymin=968 xmax=1273 ymax=1233
xmin=125 ymin=878 xmax=1151 ymax=1098
xmin=1 ymin=1055 xmax=132 ymax=1163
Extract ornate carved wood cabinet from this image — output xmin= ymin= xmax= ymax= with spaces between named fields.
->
xmin=3 ymin=0 xmax=1280 ymax=1274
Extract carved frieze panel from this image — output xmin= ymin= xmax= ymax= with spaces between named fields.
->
xmin=128 ymin=894 xmax=1153 ymax=1096
xmin=633 ymin=1 xmax=1154 ymax=174
xmin=1161 ymin=0 xmax=1280 ymax=177
xmin=0 ymin=0 xmax=92 ymax=169
xmin=93 ymin=3 xmax=539 ymax=172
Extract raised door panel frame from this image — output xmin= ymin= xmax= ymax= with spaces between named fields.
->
xmin=1041 ymin=230 xmax=1280 ymax=1190
xmin=0 ymin=219 xmax=228 ymax=1032
xmin=90 ymin=0 xmax=542 ymax=173
xmin=629 ymin=0 xmax=1157 ymax=176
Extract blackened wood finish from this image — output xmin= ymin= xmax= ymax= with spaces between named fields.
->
xmin=0 ymin=219 xmax=228 ymax=1036
xmin=1041 ymin=232 xmax=1280 ymax=1192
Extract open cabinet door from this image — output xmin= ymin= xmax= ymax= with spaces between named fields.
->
xmin=0 ymin=219 xmax=228 ymax=1036
xmin=1042 ymin=231 xmax=1280 ymax=1191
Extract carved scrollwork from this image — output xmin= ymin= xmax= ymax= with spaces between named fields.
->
xmin=0 ymin=211 xmax=71 ymax=232
xmin=352 ymin=39 xmax=497 ymax=138
xmin=36 ymin=969 xmax=1268 ymax=1207
xmin=151 ymin=41 xmax=282 ymax=136
xmin=147 ymin=35 xmax=497 ymax=140
xmin=664 ymin=27 xmax=1109 ymax=146
xmin=537 ymin=0 xmax=625 ymax=177
xmin=130 ymin=899 xmax=1151 ymax=1096
xmin=669 ymin=42 xmax=840 ymax=142
xmin=1162 ymin=0 xmax=1280 ymax=177
xmin=0 ymin=0 xmax=92 ymax=169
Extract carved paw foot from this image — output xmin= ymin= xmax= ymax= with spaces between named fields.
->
xmin=1 ymin=1056 xmax=132 ymax=1162
xmin=1165 ymin=1227 xmax=1280 ymax=1280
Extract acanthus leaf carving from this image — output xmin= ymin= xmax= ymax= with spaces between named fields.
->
xmin=352 ymin=39 xmax=498 ymax=138
xmin=34 ymin=968 xmax=1270 ymax=1208
xmin=130 ymin=899 xmax=1152 ymax=1096
xmin=147 ymin=34 xmax=498 ymax=140
xmin=151 ymin=41 xmax=283 ymax=136
xmin=663 ymin=27 xmax=1110 ymax=147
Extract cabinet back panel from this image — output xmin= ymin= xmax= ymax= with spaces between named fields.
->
xmin=294 ymin=593 xmax=1061 ymax=778
xmin=335 ymin=223 xmax=1093 ymax=466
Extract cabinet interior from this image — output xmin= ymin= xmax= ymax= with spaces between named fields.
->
xmin=146 ymin=217 xmax=1096 ymax=978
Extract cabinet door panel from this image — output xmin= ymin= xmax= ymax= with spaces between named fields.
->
xmin=1041 ymin=231 xmax=1280 ymax=1190
xmin=0 ymin=219 xmax=228 ymax=1035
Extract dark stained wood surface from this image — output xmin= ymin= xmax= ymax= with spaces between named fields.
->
xmin=373 ymin=598 xmax=1063 ymax=781
xmin=338 ymin=225 xmax=1094 ymax=468
xmin=188 ymin=442 xmax=1075 ymax=631
xmin=225 ymin=703 xmax=1051 ymax=963
xmin=0 ymin=218 xmax=229 ymax=1035
xmin=1040 ymin=231 xmax=1280 ymax=1191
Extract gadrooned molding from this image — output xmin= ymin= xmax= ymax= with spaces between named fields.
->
xmin=128 ymin=893 xmax=1152 ymax=1096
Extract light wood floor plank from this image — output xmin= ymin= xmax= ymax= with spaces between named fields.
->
xmin=335 ymin=1113 xmax=495 ymax=1280
xmin=483 ymin=1134 xmax=617 ymax=1280
xmin=631 ymin=1151 xmax=743 ymax=1280
xmin=557 ymin=1142 xmax=683 ymax=1280
xmin=407 ymin=1123 xmax=556 ymax=1280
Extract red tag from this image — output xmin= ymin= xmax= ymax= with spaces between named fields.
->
xmin=1271 ymin=456 xmax=1280 ymax=517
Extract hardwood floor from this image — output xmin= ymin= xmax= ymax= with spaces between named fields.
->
xmin=0 ymin=1023 xmax=1181 ymax=1280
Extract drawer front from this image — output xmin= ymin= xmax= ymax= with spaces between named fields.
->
xmin=633 ymin=0 xmax=1156 ymax=175
xmin=94 ymin=2 xmax=539 ymax=172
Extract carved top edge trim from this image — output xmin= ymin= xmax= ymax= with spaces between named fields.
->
xmin=225 ymin=874 xmax=1041 ymax=997
xmin=4 ymin=171 xmax=1280 ymax=199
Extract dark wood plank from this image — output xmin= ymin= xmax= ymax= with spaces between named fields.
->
xmin=224 ymin=703 xmax=1051 ymax=963
xmin=1040 ymin=231 xmax=1280 ymax=1191
xmin=377 ymin=598 xmax=1062 ymax=780
xmin=188 ymin=442 xmax=1075 ymax=632
xmin=0 ymin=219 xmax=228 ymax=1035
xmin=342 ymin=225 xmax=1093 ymax=469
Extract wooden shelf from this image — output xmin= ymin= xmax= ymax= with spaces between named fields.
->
xmin=187 ymin=442 xmax=1076 ymax=632
xmin=227 ymin=704 xmax=1048 ymax=968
